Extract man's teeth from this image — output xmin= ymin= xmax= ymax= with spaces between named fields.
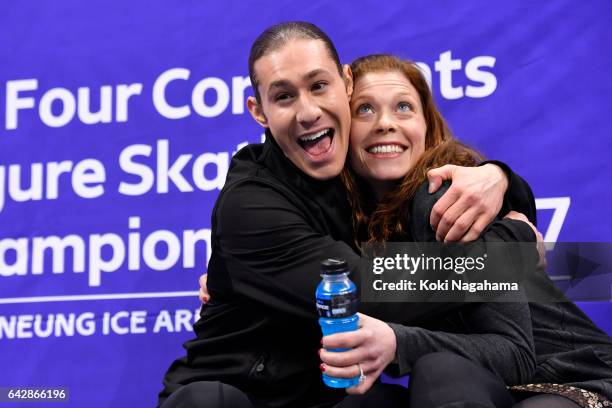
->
xmin=368 ymin=145 xmax=405 ymax=154
xmin=300 ymin=129 xmax=330 ymax=142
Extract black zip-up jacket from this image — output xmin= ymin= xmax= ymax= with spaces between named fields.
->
xmin=159 ymin=134 xmax=545 ymax=408
xmin=399 ymin=183 xmax=612 ymax=401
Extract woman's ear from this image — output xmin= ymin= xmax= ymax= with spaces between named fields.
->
xmin=343 ymin=64 xmax=354 ymax=99
xmin=247 ymin=96 xmax=268 ymax=127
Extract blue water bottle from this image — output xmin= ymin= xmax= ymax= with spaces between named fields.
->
xmin=316 ymin=258 xmax=360 ymax=388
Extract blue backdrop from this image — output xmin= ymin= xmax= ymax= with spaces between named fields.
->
xmin=1 ymin=1 xmax=611 ymax=406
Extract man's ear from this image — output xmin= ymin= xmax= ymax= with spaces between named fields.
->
xmin=343 ymin=64 xmax=354 ymax=99
xmin=247 ymin=96 xmax=268 ymax=128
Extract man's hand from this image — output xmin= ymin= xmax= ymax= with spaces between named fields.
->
xmin=427 ymin=164 xmax=508 ymax=242
xmin=199 ymin=273 xmax=210 ymax=303
xmin=504 ymin=210 xmax=547 ymax=269
xmin=319 ymin=313 xmax=397 ymax=395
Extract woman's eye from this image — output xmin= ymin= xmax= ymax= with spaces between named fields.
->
xmin=397 ymin=102 xmax=412 ymax=112
xmin=356 ymin=104 xmax=373 ymax=114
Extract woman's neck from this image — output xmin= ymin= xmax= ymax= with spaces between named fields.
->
xmin=370 ymin=179 xmax=400 ymax=201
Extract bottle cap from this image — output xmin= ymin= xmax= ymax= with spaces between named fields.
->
xmin=320 ymin=258 xmax=350 ymax=275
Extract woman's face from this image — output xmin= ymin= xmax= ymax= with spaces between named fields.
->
xmin=349 ymin=70 xmax=427 ymax=196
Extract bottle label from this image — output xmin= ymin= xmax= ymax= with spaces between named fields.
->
xmin=316 ymin=292 xmax=358 ymax=318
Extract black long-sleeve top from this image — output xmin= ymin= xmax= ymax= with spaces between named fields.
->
xmin=399 ymin=181 xmax=612 ymax=401
xmin=386 ymin=181 xmax=536 ymax=386
xmin=159 ymin=135 xmax=539 ymax=408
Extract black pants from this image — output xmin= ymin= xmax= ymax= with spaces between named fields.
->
xmin=160 ymin=352 xmax=580 ymax=408
xmin=159 ymin=381 xmax=410 ymax=408
xmin=404 ymin=353 xmax=579 ymax=408
xmin=160 ymin=381 xmax=254 ymax=408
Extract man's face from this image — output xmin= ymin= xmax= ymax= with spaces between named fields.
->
xmin=248 ymin=39 xmax=352 ymax=180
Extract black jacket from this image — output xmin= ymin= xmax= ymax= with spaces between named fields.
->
xmin=527 ymin=276 xmax=612 ymax=399
xmin=386 ymin=181 xmax=537 ymax=386
xmin=159 ymin=135 xmax=542 ymax=407
xmin=401 ymin=184 xmax=612 ymax=400
xmin=159 ymin=136 xmax=366 ymax=408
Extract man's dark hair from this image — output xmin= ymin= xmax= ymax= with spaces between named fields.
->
xmin=248 ymin=22 xmax=343 ymax=102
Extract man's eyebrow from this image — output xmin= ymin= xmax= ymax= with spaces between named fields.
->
xmin=269 ymin=79 xmax=291 ymax=90
xmin=268 ymin=69 xmax=331 ymax=91
xmin=304 ymin=69 xmax=329 ymax=80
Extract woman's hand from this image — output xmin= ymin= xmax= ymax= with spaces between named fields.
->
xmin=504 ymin=210 xmax=547 ymax=269
xmin=199 ymin=273 xmax=210 ymax=303
xmin=427 ymin=163 xmax=508 ymax=242
xmin=319 ymin=313 xmax=397 ymax=395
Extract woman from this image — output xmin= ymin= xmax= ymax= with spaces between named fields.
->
xmin=319 ymin=54 xmax=612 ymax=407
xmin=199 ymin=54 xmax=612 ymax=408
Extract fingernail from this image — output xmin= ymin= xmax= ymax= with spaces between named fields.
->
xmin=320 ymin=363 xmax=326 ymax=372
